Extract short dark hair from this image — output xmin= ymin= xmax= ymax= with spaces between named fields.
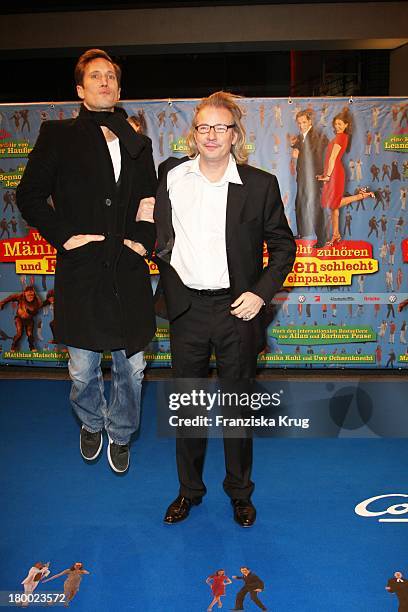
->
xmin=296 ymin=110 xmax=314 ymax=122
xmin=74 ymin=49 xmax=121 ymax=86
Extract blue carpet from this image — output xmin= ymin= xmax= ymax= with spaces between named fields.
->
xmin=0 ymin=379 xmax=407 ymax=611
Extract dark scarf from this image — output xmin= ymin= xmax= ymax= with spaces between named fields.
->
xmin=78 ymin=104 xmax=145 ymax=158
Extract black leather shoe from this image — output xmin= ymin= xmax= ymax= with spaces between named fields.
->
xmin=231 ymin=498 xmax=256 ymax=527
xmin=163 ymin=495 xmax=202 ymax=524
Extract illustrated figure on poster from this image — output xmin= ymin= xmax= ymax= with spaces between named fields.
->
xmin=365 ymin=131 xmax=372 ymax=155
xmin=159 ymin=131 xmax=164 ymax=156
xmin=380 ymin=214 xmax=388 ymax=239
xmin=154 ymin=91 xmax=295 ymax=527
xmin=157 ymin=109 xmax=166 ymax=127
xmin=399 ymin=299 xmax=408 ymax=313
xmin=206 ymin=569 xmax=232 ymax=611
xmin=317 ymin=109 xmax=374 ymax=246
xmin=396 ymin=267 xmax=403 ymax=291
xmin=169 ymin=110 xmax=179 ymax=126
xmin=20 ymin=109 xmax=31 ymax=133
xmin=3 ymin=190 xmax=14 ymax=213
xmin=391 ymin=161 xmax=401 ymax=181
xmin=372 ymin=105 xmax=380 ymax=128
xmin=382 ymin=163 xmax=391 ymax=181
xmin=10 ymin=111 xmax=21 ymax=132
xmin=258 ymin=103 xmax=265 ymax=127
xmin=128 ymin=111 xmax=146 ymax=135
xmin=10 ymin=215 xmax=18 ymax=234
xmin=357 ymin=304 xmax=364 ymax=316
xmin=374 ymin=131 xmax=381 ymax=154
xmin=21 ymin=562 xmax=50 ymax=607
xmin=16 ymin=49 xmax=157 ymax=474
xmin=385 ymin=268 xmax=394 ymax=291
xmin=349 ymin=159 xmax=355 ymax=180
xmin=389 ymin=240 xmax=396 ymax=265
xmin=42 ymin=289 xmax=56 ymax=342
xmin=394 ymin=216 xmax=405 ymax=237
xmin=399 ymin=104 xmax=408 ymax=128
xmin=373 ymin=303 xmax=380 ymax=317
xmin=383 ymin=185 xmax=391 ymax=210
xmin=355 ymin=187 xmax=366 ymax=211
xmin=0 ymin=285 xmax=45 ymax=351
xmin=375 ymin=344 xmax=382 ymax=366
xmin=400 ymin=188 xmax=407 ymax=211
xmin=43 ymin=562 xmax=90 ymax=607
xmin=58 ymin=109 xmax=65 ymax=120
xmin=39 ymin=110 xmax=49 ymax=122
xmin=400 ymin=320 xmax=407 ymax=344
xmin=378 ymin=320 xmax=387 ymax=340
xmin=291 ymin=109 xmax=328 ymax=246
xmin=0 ymin=216 xmax=10 ymax=238
xmin=273 ymin=103 xmax=283 ymax=127
xmin=386 ymin=348 xmax=396 ymax=368
xmin=387 ymin=303 xmax=395 ymax=319
xmin=319 ymin=103 xmax=329 ymax=127
xmin=343 ymin=210 xmax=352 ymax=236
xmin=368 ymin=216 xmax=379 ymax=238
xmin=403 ymin=160 xmax=408 ymax=181
xmin=357 ymin=275 xmax=365 ymax=293
xmin=231 ymin=567 xmax=267 ymax=611
xmin=389 ymin=320 xmax=396 ymax=343
xmin=356 ymin=158 xmax=363 ymax=181
xmin=374 ymin=188 xmax=385 ymax=211
xmin=370 ymin=163 xmax=380 ymax=181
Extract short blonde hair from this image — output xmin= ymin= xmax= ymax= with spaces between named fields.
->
xmin=186 ymin=91 xmax=248 ymax=164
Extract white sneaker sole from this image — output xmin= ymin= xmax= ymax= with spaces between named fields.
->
xmin=107 ymin=437 xmax=129 ymax=473
xmin=80 ymin=426 xmax=103 ymax=461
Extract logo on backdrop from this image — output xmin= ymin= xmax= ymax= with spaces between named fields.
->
xmin=355 ymin=494 xmax=408 ymax=522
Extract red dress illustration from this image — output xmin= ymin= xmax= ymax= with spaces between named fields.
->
xmin=210 ymin=574 xmax=228 ymax=597
xmin=321 ymin=132 xmax=349 ymax=210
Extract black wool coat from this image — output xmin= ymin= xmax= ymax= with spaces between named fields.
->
xmin=16 ymin=105 xmax=157 ymax=355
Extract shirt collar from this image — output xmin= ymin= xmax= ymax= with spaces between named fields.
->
xmin=189 ymin=154 xmax=243 ymax=186
xmin=303 ymin=126 xmax=312 ymax=141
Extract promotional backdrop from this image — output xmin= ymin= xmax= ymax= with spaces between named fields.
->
xmin=0 ymin=97 xmax=407 ymax=368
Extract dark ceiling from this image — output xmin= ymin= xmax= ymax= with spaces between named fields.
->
xmin=3 ymin=0 xmax=402 ymax=13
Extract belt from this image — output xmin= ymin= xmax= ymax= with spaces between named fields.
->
xmin=186 ymin=287 xmax=231 ymax=296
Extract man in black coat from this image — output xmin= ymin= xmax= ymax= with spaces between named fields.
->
xmin=386 ymin=571 xmax=408 ymax=611
xmin=16 ymin=49 xmax=157 ymax=473
xmin=292 ymin=110 xmax=328 ymax=247
xmin=232 ymin=567 xmax=267 ymax=610
xmin=154 ymin=91 xmax=296 ymax=526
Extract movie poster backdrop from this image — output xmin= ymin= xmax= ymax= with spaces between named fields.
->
xmin=0 ymin=97 xmax=407 ymax=368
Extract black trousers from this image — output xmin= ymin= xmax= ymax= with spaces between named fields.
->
xmin=169 ymin=292 xmax=258 ymax=500
xmin=235 ymin=586 xmax=267 ymax=610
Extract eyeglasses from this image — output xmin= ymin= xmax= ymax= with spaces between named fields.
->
xmin=195 ymin=123 xmax=236 ymax=134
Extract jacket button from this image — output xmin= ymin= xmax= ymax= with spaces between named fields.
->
xmin=102 ymin=261 xmax=110 ymax=269
xmin=105 ymin=198 xmax=112 ymax=206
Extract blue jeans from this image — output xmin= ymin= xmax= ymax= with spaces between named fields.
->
xmin=67 ymin=347 xmax=146 ymax=445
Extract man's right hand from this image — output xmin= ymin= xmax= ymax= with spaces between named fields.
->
xmin=63 ymin=234 xmax=105 ymax=251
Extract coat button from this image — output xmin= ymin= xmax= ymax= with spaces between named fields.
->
xmin=105 ymin=198 xmax=112 ymax=206
xmin=102 ymin=261 xmax=110 ymax=269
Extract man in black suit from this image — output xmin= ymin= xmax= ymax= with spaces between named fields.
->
xmin=232 ymin=566 xmax=267 ymax=610
xmin=154 ymin=91 xmax=296 ymax=526
xmin=16 ymin=49 xmax=157 ymax=473
xmin=292 ymin=110 xmax=328 ymax=247
xmin=386 ymin=571 xmax=408 ymax=611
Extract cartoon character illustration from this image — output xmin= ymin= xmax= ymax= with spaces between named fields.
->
xmin=386 ymin=571 xmax=408 ymax=610
xmin=21 ymin=562 xmax=50 ymax=606
xmin=43 ymin=562 xmax=90 ymax=607
xmin=206 ymin=569 xmax=232 ymax=611
xmin=0 ymin=285 xmax=44 ymax=351
xmin=232 ymin=567 xmax=267 ymax=611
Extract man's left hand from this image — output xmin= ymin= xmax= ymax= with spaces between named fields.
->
xmin=231 ymin=292 xmax=264 ymax=320
xmin=123 ymin=239 xmax=147 ymax=257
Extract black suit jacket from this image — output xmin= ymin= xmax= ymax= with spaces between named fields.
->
xmin=237 ymin=572 xmax=265 ymax=591
xmin=154 ymin=156 xmax=296 ymax=348
xmin=16 ymin=105 xmax=157 ymax=355
xmin=293 ymin=127 xmax=328 ymax=237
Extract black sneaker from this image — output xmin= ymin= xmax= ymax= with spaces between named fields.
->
xmin=107 ymin=438 xmax=130 ymax=473
xmin=80 ymin=426 xmax=103 ymax=461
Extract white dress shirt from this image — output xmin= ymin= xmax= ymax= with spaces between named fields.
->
xmin=106 ymin=137 xmax=121 ymax=182
xmin=167 ymin=154 xmax=242 ymax=290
